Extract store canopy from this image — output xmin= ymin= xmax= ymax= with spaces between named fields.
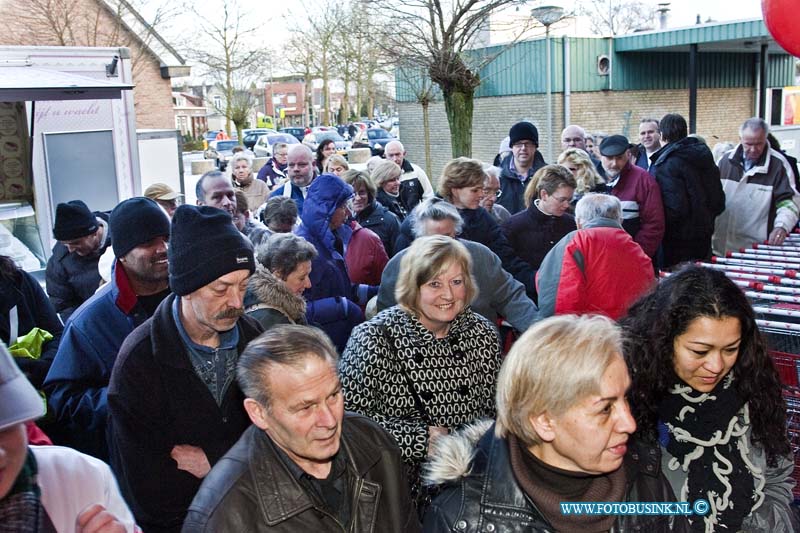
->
xmin=0 ymin=66 xmax=134 ymax=102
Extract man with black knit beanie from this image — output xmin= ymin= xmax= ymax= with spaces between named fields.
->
xmin=497 ymin=121 xmax=547 ymax=215
xmin=44 ymin=196 xmax=171 ymax=461
xmin=108 ymin=204 xmax=263 ymax=533
xmin=45 ymin=199 xmax=112 ymax=321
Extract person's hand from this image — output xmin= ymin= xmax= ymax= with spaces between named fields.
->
xmin=428 ymin=426 xmax=449 ymax=454
xmin=76 ymin=504 xmax=127 ymax=533
xmin=170 ymin=444 xmax=211 ymax=478
xmin=768 ymin=226 xmax=789 ymax=245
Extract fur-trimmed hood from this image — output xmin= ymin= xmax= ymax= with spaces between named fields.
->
xmin=247 ymin=266 xmax=306 ymax=322
xmin=423 ymin=418 xmax=493 ymax=486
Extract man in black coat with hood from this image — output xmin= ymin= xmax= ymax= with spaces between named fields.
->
xmin=649 ymin=113 xmax=725 ymax=268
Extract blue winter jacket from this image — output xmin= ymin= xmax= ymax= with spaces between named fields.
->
xmin=43 ymin=262 xmax=166 ymax=460
xmin=297 ymin=173 xmax=374 ymax=351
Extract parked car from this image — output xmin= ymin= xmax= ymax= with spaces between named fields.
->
xmin=302 ymin=131 xmax=351 ymax=156
xmin=253 ymin=133 xmax=299 ymax=158
xmin=279 ymin=127 xmax=306 ymax=142
xmin=242 ymin=128 xmax=276 ymax=149
xmin=352 ymin=128 xmax=396 ymax=156
xmin=203 ymin=140 xmax=251 ymax=171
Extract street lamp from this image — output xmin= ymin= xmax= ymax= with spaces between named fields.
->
xmin=532 ymin=5 xmax=564 ymax=162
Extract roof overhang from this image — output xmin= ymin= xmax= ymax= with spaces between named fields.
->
xmin=0 ymin=66 xmax=134 ymax=101
xmin=614 ymin=19 xmax=788 ymax=54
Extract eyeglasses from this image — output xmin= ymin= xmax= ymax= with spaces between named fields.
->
xmin=482 ymin=187 xmax=501 ymax=198
xmin=512 ymin=141 xmax=535 ymax=149
xmin=552 ymin=195 xmax=572 ymax=204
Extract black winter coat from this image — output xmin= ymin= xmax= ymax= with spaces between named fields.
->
xmin=502 ymin=203 xmax=577 ymax=274
xmin=649 ymin=137 xmax=725 ymax=267
xmin=183 ymin=416 xmax=421 ymax=533
xmin=0 ymin=269 xmax=63 ymax=387
xmin=423 ymin=423 xmax=689 ymax=533
xmin=497 ymin=152 xmax=547 ymax=215
xmin=107 ymin=294 xmax=263 ymax=533
xmin=45 ymin=217 xmax=110 ymax=321
xmin=355 ymin=200 xmax=401 ymax=257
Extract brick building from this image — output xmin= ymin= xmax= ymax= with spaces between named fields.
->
xmin=264 ymin=78 xmax=306 ymax=126
xmin=0 ymin=0 xmax=188 ymax=129
xmin=397 ymin=19 xmax=795 ymax=183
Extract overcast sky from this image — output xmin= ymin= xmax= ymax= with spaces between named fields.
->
xmin=152 ymin=0 xmax=766 ymax=80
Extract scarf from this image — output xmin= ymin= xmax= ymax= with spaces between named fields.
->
xmin=508 ymin=433 xmax=626 ymax=533
xmin=658 ymin=372 xmax=763 ymax=532
xmin=0 ymin=448 xmax=51 ymax=533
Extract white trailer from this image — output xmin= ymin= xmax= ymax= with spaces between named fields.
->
xmin=0 ymin=45 xmax=182 ymax=275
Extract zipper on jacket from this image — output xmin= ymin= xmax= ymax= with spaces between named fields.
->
xmin=347 ymin=478 xmax=365 ymax=532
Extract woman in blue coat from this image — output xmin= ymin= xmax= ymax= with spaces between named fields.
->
xmin=297 ymin=173 xmax=376 ymax=351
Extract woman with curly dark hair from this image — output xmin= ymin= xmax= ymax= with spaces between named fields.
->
xmin=621 ymin=265 xmax=797 ymax=532
xmin=315 ymin=138 xmax=337 ymax=173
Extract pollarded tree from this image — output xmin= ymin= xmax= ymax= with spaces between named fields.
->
xmin=370 ymin=0 xmax=540 ymax=157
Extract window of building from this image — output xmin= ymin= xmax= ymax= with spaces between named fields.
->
xmin=287 ymin=93 xmax=297 ymax=104
xmin=213 ymin=95 xmax=222 ymax=109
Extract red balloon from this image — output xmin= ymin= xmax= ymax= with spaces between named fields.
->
xmin=763 ymin=0 xmax=800 ymax=57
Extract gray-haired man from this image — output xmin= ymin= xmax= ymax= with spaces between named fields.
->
xmin=183 ymin=325 xmax=419 ymax=532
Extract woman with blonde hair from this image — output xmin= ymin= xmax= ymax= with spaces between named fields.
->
xmin=324 ymin=154 xmax=349 ymax=177
xmin=423 ymin=315 xmax=687 ymax=532
xmin=502 ymin=165 xmax=577 ymax=289
xmin=340 ymin=235 xmax=502 ymax=510
xmin=372 ymin=159 xmax=407 ymax=221
xmin=557 ymin=147 xmax=604 ymax=206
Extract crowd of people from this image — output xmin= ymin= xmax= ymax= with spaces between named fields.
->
xmin=1 ymin=113 xmax=799 ymax=532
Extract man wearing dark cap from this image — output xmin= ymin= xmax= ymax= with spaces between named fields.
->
xmin=44 ymin=197 xmax=171 ymax=461
xmin=45 ymin=200 xmax=111 ymax=321
xmin=595 ymin=134 xmax=664 ymax=259
xmin=498 ymin=121 xmax=547 ymax=214
xmin=108 ymin=204 xmax=263 ymax=533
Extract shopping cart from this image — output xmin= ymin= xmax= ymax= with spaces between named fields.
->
xmin=704 ymin=242 xmax=800 ymax=499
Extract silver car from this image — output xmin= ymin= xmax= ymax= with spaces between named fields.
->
xmin=253 ymin=133 xmax=299 ymax=158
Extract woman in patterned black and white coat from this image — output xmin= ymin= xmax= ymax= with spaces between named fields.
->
xmin=339 ymin=235 xmax=502 ymax=504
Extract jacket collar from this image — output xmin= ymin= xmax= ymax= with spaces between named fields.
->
xmin=426 ymin=421 xmax=663 ymax=521
xmin=111 ymin=260 xmax=139 ymax=315
xmin=581 ymin=217 xmax=623 ymax=230
xmin=727 ymin=143 xmax=773 ymax=177
xmin=250 ymin=416 xmax=383 ymax=526
xmin=148 ymin=293 xmax=260 ymax=370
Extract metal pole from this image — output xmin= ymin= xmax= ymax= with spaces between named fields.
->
xmin=759 ymin=43 xmax=768 ymax=119
xmin=689 ymin=43 xmax=697 ymax=134
xmin=545 ymin=25 xmax=552 ymax=162
xmin=563 ymin=37 xmax=570 ymax=129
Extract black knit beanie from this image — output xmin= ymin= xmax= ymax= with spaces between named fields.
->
xmin=53 ymin=200 xmax=98 ymax=241
xmin=168 ymin=205 xmax=255 ymax=296
xmin=109 ymin=197 xmax=171 ymax=258
xmin=509 ymin=121 xmax=539 ymax=147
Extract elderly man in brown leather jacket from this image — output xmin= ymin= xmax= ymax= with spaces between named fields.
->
xmin=182 ymin=325 xmax=420 ymax=532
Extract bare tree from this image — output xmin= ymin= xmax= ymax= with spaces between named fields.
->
xmin=581 ymin=0 xmax=655 ymax=35
xmin=370 ymin=0 xmax=540 ymax=158
xmin=397 ymin=65 xmax=436 ymax=177
xmin=286 ymin=32 xmax=319 ymax=126
xmin=183 ymin=0 xmax=268 ymax=140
